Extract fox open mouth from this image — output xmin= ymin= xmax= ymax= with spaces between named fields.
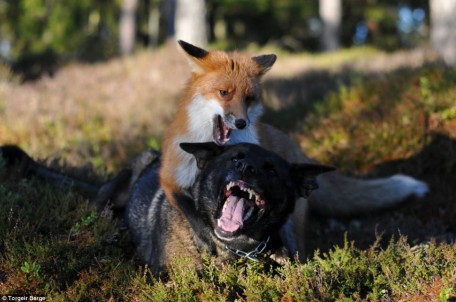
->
xmin=215 ymin=180 xmax=266 ymax=238
xmin=213 ymin=115 xmax=231 ymax=145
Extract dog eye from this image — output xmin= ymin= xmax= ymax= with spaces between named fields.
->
xmin=219 ymin=90 xmax=229 ymax=97
xmin=232 ymin=152 xmax=245 ymax=162
xmin=263 ymin=162 xmax=277 ymax=176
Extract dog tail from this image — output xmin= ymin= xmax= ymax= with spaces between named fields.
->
xmin=0 ymin=145 xmax=161 ymax=212
xmin=0 ymin=145 xmax=99 ymax=196
xmin=308 ymin=171 xmax=428 ymax=216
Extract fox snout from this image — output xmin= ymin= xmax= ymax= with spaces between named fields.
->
xmin=225 ymin=114 xmax=249 ymax=130
xmin=235 ymin=118 xmax=247 ymax=129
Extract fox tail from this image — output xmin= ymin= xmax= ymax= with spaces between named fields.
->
xmin=308 ymin=171 xmax=428 ymax=216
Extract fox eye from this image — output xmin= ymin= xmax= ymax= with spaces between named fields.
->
xmin=245 ymin=95 xmax=255 ymax=103
xmin=219 ymin=90 xmax=229 ymax=97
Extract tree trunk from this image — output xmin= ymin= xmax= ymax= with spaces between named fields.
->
xmin=319 ymin=0 xmax=341 ymax=52
xmin=430 ymin=0 xmax=456 ymax=65
xmin=175 ymin=0 xmax=208 ymax=47
xmin=162 ymin=0 xmax=176 ymax=41
xmin=119 ymin=0 xmax=138 ymax=56
xmin=148 ymin=1 xmax=160 ymax=48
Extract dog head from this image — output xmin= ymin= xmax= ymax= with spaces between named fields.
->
xmin=180 ymin=142 xmax=334 ymax=253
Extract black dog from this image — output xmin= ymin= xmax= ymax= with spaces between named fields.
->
xmin=126 ymin=142 xmax=333 ymax=274
xmin=0 ymin=143 xmax=333 ymax=275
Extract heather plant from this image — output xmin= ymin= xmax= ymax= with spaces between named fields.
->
xmin=0 ymin=47 xmax=455 ymax=300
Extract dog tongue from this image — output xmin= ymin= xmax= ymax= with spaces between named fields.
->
xmin=218 ymin=195 xmax=244 ymax=232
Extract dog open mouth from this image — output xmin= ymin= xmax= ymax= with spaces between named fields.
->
xmin=215 ymin=180 xmax=266 ymax=238
xmin=213 ymin=115 xmax=231 ymax=145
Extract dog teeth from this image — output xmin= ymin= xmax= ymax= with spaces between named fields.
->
xmin=240 ymin=186 xmax=256 ymax=201
xmin=224 ymin=181 xmax=263 ymax=204
xmin=248 ymin=190 xmax=253 ymax=200
xmin=247 ymin=189 xmax=258 ymax=202
xmin=226 ymin=182 xmax=235 ymax=191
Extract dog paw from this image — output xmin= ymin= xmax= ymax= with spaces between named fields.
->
xmin=391 ymin=174 xmax=429 ymax=198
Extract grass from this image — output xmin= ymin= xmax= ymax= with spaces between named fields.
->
xmin=1 ymin=45 xmax=455 ymax=300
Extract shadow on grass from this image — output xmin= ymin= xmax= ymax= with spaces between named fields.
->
xmin=262 ymin=68 xmax=345 ymax=130
xmin=305 ymin=133 xmax=456 ymax=256
xmin=261 ymin=69 xmax=345 ymax=131
xmin=261 ymin=61 xmax=446 ymax=132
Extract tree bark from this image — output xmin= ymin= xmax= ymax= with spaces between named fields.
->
xmin=175 ymin=0 xmax=208 ymax=47
xmin=119 ymin=0 xmax=138 ymax=56
xmin=319 ymin=0 xmax=341 ymax=52
xmin=148 ymin=1 xmax=160 ymax=48
xmin=162 ymin=0 xmax=176 ymax=41
xmin=430 ymin=0 xmax=456 ymax=65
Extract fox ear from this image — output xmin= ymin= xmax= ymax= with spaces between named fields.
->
xmin=291 ymin=163 xmax=335 ymax=198
xmin=178 ymin=40 xmax=209 ymax=59
xmin=178 ymin=40 xmax=210 ymax=73
xmin=252 ymin=54 xmax=277 ymax=76
xmin=180 ymin=142 xmax=224 ymax=169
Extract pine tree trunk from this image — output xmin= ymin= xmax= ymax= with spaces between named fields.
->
xmin=319 ymin=0 xmax=341 ymax=52
xmin=175 ymin=0 xmax=208 ymax=47
xmin=430 ymin=0 xmax=456 ymax=65
xmin=119 ymin=0 xmax=138 ymax=56
xmin=148 ymin=1 xmax=160 ymax=48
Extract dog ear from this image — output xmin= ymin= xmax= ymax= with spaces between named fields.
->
xmin=252 ymin=54 xmax=277 ymax=76
xmin=291 ymin=164 xmax=335 ymax=198
xmin=180 ymin=142 xmax=225 ymax=169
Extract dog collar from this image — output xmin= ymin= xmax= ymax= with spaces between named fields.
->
xmin=225 ymin=236 xmax=270 ymax=262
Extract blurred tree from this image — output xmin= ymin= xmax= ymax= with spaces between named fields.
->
xmin=212 ymin=0 xmax=318 ymax=51
xmin=175 ymin=0 xmax=208 ymax=47
xmin=0 ymin=0 xmax=432 ymax=73
xmin=161 ymin=0 xmax=176 ymax=41
xmin=120 ymin=0 xmax=138 ymax=56
xmin=0 ymin=0 xmax=119 ymax=61
xmin=430 ymin=0 xmax=456 ymax=65
xmin=146 ymin=0 xmax=160 ymax=48
xmin=319 ymin=0 xmax=341 ymax=51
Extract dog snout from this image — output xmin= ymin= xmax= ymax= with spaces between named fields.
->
xmin=235 ymin=160 xmax=256 ymax=176
xmin=235 ymin=118 xmax=247 ymax=130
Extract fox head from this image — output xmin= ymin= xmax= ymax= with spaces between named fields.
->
xmin=178 ymin=40 xmax=276 ymax=145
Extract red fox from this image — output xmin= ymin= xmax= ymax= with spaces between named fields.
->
xmin=160 ymin=41 xmax=428 ymax=258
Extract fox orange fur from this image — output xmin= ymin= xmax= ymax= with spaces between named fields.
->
xmin=160 ymin=41 xmax=428 ymax=259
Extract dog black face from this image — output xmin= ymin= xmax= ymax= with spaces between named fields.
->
xmin=180 ymin=142 xmax=334 ymax=252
